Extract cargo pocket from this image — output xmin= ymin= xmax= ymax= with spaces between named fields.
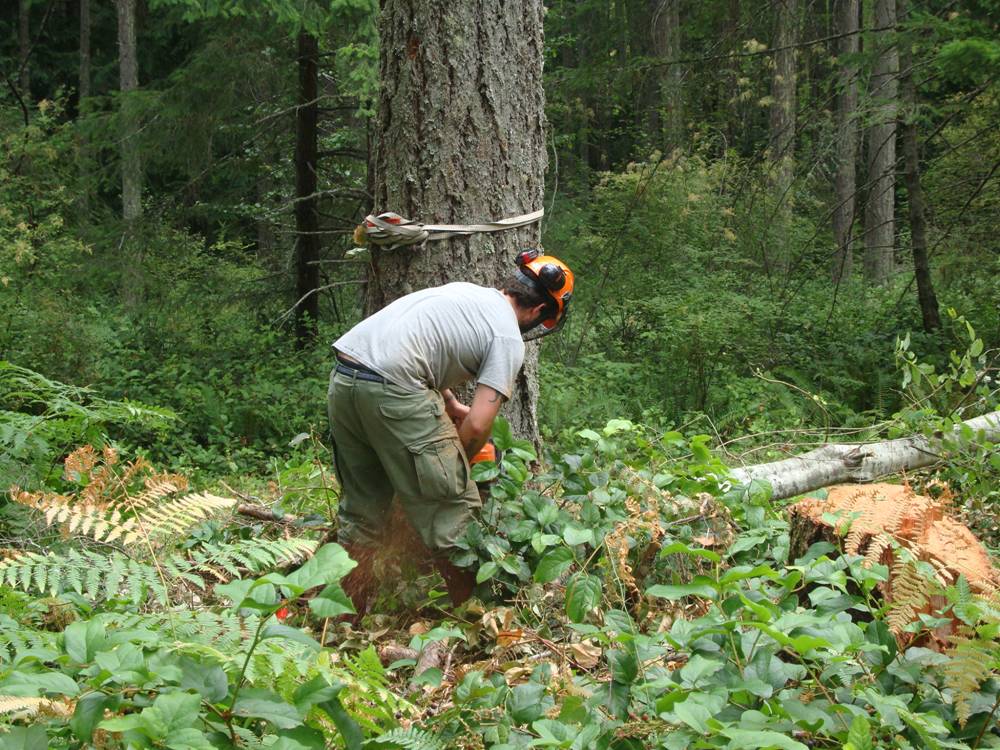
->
xmin=410 ymin=437 xmax=469 ymax=501
xmin=379 ymin=391 xmax=449 ymax=446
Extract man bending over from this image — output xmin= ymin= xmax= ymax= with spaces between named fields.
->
xmin=327 ymin=250 xmax=574 ymax=616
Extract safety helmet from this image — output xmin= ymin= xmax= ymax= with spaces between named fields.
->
xmin=514 ymin=249 xmax=575 ymax=333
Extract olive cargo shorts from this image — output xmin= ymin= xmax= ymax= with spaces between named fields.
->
xmin=327 ymin=368 xmax=482 ymax=551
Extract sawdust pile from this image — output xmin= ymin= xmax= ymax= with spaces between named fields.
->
xmin=790 ymin=482 xmax=998 ymax=593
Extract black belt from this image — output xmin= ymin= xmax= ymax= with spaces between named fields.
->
xmin=335 ymin=355 xmax=389 ymax=384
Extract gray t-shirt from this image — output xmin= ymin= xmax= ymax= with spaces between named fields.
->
xmin=334 ymin=282 xmax=525 ymax=398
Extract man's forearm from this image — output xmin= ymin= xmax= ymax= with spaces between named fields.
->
xmin=458 ymin=421 xmax=490 ymax=460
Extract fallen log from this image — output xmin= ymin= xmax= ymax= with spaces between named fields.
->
xmin=729 ymin=410 xmax=1000 ymax=501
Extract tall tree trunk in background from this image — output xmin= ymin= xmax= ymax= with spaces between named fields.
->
xmin=899 ymin=2 xmax=940 ymax=331
xmin=863 ymin=0 xmax=898 ymax=284
xmin=831 ymin=0 xmax=859 ymax=283
xmin=116 ymin=0 xmax=141 ymax=223
xmin=649 ymin=0 xmax=683 ymax=151
xmin=116 ymin=0 xmax=143 ymax=305
xmin=79 ymin=0 xmax=91 ymax=100
xmin=294 ymin=31 xmax=321 ymax=347
xmin=372 ymin=0 xmax=546 ymax=444
xmin=767 ymin=0 xmax=798 ymax=272
xmin=77 ymin=0 xmax=92 ymax=218
xmin=19 ymin=0 xmax=31 ymax=96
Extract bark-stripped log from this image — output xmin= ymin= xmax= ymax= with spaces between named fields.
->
xmin=729 ymin=411 xmax=1000 ymax=501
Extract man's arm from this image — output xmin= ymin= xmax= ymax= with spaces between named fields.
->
xmin=441 ymin=388 xmax=470 ymax=423
xmin=457 ymin=384 xmax=505 ymax=459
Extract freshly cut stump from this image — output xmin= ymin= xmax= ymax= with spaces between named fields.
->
xmin=788 ymin=483 xmax=998 ymax=646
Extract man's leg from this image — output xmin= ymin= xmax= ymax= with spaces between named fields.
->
xmin=352 ymin=383 xmax=482 ymax=605
xmin=327 ymin=371 xmax=396 ymax=617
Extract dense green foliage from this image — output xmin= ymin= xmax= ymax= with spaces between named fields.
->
xmin=1 ymin=0 xmax=999 ymax=747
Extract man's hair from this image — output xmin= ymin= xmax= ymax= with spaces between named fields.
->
xmin=500 ymin=274 xmax=556 ymax=317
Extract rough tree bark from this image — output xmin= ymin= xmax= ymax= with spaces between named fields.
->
xmin=116 ymin=0 xmax=141 ymax=223
xmin=768 ymin=0 xmax=798 ymax=272
xmin=116 ymin=0 xmax=143 ymax=306
xmin=729 ymin=411 xmax=1000 ymax=501
xmin=863 ymin=0 xmax=898 ymax=284
xmin=294 ymin=31 xmax=321 ymax=347
xmin=370 ymin=0 xmax=547 ymax=443
xmin=19 ymin=0 xmax=31 ymax=96
xmin=649 ymin=0 xmax=683 ymax=151
xmin=79 ymin=0 xmax=91 ymax=100
xmin=832 ymin=0 xmax=859 ymax=283
xmin=898 ymin=1 xmax=941 ymax=332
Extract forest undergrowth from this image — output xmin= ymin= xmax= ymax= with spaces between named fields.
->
xmin=1 ymin=341 xmax=999 ymax=749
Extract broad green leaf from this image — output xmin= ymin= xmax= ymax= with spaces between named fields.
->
xmin=660 ymin=541 xmax=722 ymax=563
xmin=294 ymin=676 xmax=346 ymax=713
xmin=64 ymin=618 xmax=108 ymax=664
xmin=471 ymin=461 xmax=500 ymax=482
xmin=151 ymin=691 xmax=203 ymax=733
xmin=70 ymin=693 xmax=109 ymax=743
xmin=533 ymin=547 xmax=575 ymax=583
xmin=668 ymin=691 xmax=725 ymax=734
xmin=1 ymin=726 xmax=48 ymax=750
xmin=1 ymin=670 xmax=80 ymax=697
xmin=284 ymin=543 xmax=356 ymax=589
xmin=164 ymin=727 xmax=215 ymax=750
xmin=563 ymin=525 xmax=595 ymax=547
xmin=307 ymin=584 xmax=354 ymax=617
xmin=646 ymin=581 xmax=716 ymax=600
xmin=679 ymin=654 xmax=724 ymax=686
xmin=508 ymin=682 xmax=545 ymax=724
xmin=260 ymin=622 xmax=321 ymax=650
xmin=565 ymin=573 xmax=602 ymax=623
xmin=179 ymin=660 xmax=228 ymax=703
xmin=272 ymin=727 xmax=327 ymax=750
xmin=476 ymin=561 xmax=499 ymax=583
xmin=411 ymin=667 xmax=443 ymax=687
xmin=845 ymin=715 xmax=874 ymax=750
xmin=721 ymin=728 xmax=809 ymax=750
xmin=492 ymin=418 xmax=515 ymax=450
xmin=232 ymin=688 xmax=303 ymax=729
xmin=608 ymin=648 xmax=638 ymax=684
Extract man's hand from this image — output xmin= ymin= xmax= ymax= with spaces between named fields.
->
xmin=458 ymin=384 xmax=506 ymax=460
xmin=442 ymin=389 xmax=471 ymax=425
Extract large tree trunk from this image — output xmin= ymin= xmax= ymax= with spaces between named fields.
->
xmin=294 ymin=31 xmax=321 ymax=348
xmin=898 ymin=2 xmax=940 ymax=332
xmin=116 ymin=0 xmax=143 ymax=307
xmin=18 ymin=0 xmax=31 ymax=96
xmin=863 ymin=0 xmax=898 ymax=284
xmin=371 ymin=0 xmax=546 ymax=443
xmin=767 ymin=0 xmax=798 ymax=273
xmin=116 ymin=0 xmax=141 ymax=223
xmin=831 ymin=0 xmax=859 ymax=283
xmin=729 ymin=411 xmax=1000 ymax=501
xmin=79 ymin=0 xmax=91 ymax=100
xmin=649 ymin=0 xmax=683 ymax=151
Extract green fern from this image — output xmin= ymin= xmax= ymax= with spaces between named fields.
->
xmin=370 ymin=727 xmax=446 ymax=750
xmin=103 ymin=609 xmax=312 ymax=684
xmin=107 ymin=610 xmax=257 ymax=651
xmin=0 ymin=548 xmax=203 ymax=605
xmin=335 ymin=646 xmax=419 ymax=733
xmin=942 ymin=631 xmax=996 ymax=727
xmin=0 ymin=615 xmax=59 ymax=667
xmin=183 ymin=537 xmax=318 ymax=581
